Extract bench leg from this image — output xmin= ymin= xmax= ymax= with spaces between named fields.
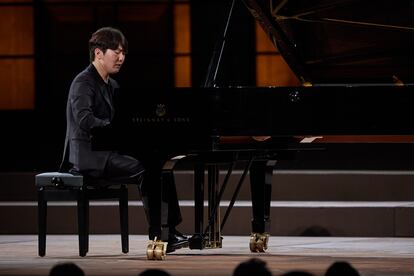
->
xmin=77 ymin=190 xmax=88 ymax=257
xmin=119 ymin=185 xmax=129 ymax=253
xmin=38 ymin=189 xmax=47 ymax=257
xmin=85 ymin=197 xmax=89 ymax=254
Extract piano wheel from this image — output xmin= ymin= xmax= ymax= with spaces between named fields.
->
xmin=146 ymin=238 xmax=167 ymax=260
xmin=249 ymin=232 xmax=269 ymax=253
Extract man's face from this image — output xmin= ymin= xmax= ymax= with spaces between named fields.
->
xmin=96 ymin=45 xmax=126 ymax=75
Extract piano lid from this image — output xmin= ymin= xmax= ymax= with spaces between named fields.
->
xmin=242 ymin=0 xmax=414 ymax=86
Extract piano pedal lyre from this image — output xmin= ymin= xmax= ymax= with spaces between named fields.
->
xmin=249 ymin=232 xmax=269 ymax=253
xmin=146 ymin=237 xmax=167 ymax=260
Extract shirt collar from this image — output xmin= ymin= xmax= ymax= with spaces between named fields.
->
xmin=87 ymin=63 xmax=109 ymax=88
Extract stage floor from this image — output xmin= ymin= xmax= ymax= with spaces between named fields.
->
xmin=0 ymin=235 xmax=413 ymax=276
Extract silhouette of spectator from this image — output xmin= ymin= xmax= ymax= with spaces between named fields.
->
xmin=325 ymin=261 xmax=360 ymax=276
xmin=139 ymin=268 xmax=171 ymax=276
xmin=282 ymin=271 xmax=314 ymax=276
xmin=233 ymin=258 xmax=272 ymax=276
xmin=49 ymin=262 xmax=85 ymax=276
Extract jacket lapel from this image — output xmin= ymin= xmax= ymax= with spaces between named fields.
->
xmin=88 ymin=64 xmax=115 ymax=120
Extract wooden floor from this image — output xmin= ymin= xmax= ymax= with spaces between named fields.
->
xmin=0 ymin=235 xmax=414 ymax=276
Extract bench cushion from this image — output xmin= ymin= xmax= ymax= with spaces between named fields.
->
xmin=35 ymin=172 xmax=83 ymax=187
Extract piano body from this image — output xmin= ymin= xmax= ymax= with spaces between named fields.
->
xmin=91 ymin=0 xmax=414 ymax=259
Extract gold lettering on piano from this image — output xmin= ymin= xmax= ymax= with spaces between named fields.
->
xmin=132 ymin=117 xmax=190 ymax=124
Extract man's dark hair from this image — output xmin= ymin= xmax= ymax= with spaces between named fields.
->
xmin=88 ymin=26 xmax=128 ymax=62
xmin=233 ymin=258 xmax=272 ymax=276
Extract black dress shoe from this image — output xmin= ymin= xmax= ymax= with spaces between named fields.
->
xmin=166 ymin=230 xmax=189 ymax=253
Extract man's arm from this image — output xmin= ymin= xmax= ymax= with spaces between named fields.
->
xmin=70 ymin=80 xmax=109 ymax=132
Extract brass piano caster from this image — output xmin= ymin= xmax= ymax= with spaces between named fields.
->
xmin=249 ymin=232 xmax=269 ymax=253
xmin=146 ymin=238 xmax=167 ymax=260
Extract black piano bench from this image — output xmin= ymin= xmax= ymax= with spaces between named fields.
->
xmin=35 ymin=172 xmax=129 ymax=257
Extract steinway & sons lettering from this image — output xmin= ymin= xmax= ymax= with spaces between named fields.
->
xmin=132 ymin=117 xmax=190 ymax=124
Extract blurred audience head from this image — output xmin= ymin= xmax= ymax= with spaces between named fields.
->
xmin=49 ymin=262 xmax=85 ymax=276
xmin=233 ymin=258 xmax=272 ymax=276
xmin=139 ymin=268 xmax=171 ymax=276
xmin=325 ymin=261 xmax=360 ymax=276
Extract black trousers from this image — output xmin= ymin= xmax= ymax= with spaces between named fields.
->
xmin=138 ymin=152 xmax=182 ymax=239
xmin=80 ymin=152 xmax=182 ymax=239
xmin=104 ymin=152 xmax=145 ymax=180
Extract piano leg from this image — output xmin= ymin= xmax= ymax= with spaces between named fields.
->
xmin=189 ymin=152 xmax=239 ymax=250
xmin=189 ymin=162 xmax=205 ymax=249
xmin=249 ymin=159 xmax=276 ymax=252
xmin=206 ymin=164 xmax=222 ymax=248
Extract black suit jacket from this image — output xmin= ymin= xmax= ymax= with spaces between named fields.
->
xmin=66 ymin=64 xmax=119 ymax=173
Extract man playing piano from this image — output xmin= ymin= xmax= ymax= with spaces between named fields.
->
xmin=65 ymin=26 xmax=188 ymax=254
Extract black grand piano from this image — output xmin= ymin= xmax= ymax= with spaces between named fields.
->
xmin=92 ymin=0 xmax=414 ymax=259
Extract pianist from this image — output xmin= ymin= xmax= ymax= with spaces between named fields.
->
xmin=65 ymin=26 xmax=188 ymax=253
